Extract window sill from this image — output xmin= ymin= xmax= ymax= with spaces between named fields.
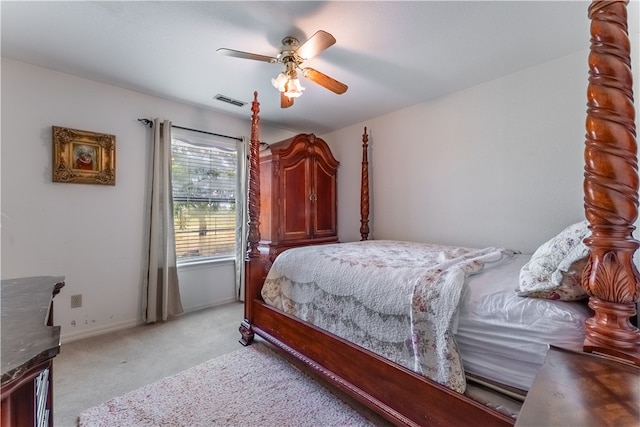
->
xmin=177 ymin=257 xmax=235 ymax=269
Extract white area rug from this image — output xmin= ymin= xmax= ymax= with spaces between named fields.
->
xmin=78 ymin=343 xmax=376 ymax=427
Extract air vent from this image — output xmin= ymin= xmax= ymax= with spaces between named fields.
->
xmin=214 ymin=94 xmax=247 ymax=107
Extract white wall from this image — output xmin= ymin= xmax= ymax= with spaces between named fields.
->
xmin=0 ymin=59 xmax=294 ymax=342
xmin=326 ymin=43 xmax=639 ymax=254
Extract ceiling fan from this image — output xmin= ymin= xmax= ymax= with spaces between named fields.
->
xmin=217 ymin=30 xmax=348 ymax=108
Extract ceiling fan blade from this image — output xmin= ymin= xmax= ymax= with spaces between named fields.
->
xmin=280 ymin=92 xmax=294 ymax=108
xmin=216 ymin=48 xmax=278 ymax=63
xmin=295 ymin=30 xmax=336 ymax=60
xmin=302 ymin=68 xmax=348 ymax=94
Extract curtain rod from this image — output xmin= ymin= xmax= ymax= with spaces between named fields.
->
xmin=137 ymin=118 xmax=243 ymax=142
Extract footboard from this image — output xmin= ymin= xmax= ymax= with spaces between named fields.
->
xmin=247 ymin=299 xmax=513 ymax=426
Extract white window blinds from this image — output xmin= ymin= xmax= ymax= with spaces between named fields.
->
xmin=171 ymin=128 xmax=238 ymax=263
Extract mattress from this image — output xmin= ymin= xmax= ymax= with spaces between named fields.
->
xmin=262 ymin=241 xmax=592 ymax=392
xmin=456 ymin=253 xmax=591 ymax=391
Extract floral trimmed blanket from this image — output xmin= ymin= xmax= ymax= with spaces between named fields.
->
xmin=409 ymin=245 xmax=512 ymax=392
xmin=261 ymin=240 xmax=513 ymax=393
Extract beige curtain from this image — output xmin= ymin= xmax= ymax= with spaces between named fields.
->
xmin=144 ymin=119 xmax=183 ymax=323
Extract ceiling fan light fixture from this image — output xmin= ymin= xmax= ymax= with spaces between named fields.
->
xmin=271 ymin=72 xmax=288 ymax=92
xmin=219 ymin=30 xmax=346 ymax=106
xmin=284 ymin=78 xmax=304 ymax=98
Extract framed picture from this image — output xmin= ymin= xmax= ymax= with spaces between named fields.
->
xmin=52 ymin=126 xmax=116 ymax=185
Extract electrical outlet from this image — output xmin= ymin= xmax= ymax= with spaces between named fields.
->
xmin=71 ymin=294 xmax=82 ymax=308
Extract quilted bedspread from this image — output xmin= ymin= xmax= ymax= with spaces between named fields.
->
xmin=261 ymin=240 xmax=513 ymax=393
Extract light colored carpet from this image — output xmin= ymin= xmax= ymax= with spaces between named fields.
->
xmin=78 ymin=343 xmax=377 ymax=427
xmin=54 ymin=303 xmax=246 ymax=426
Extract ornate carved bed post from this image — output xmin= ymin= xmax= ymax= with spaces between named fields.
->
xmin=360 ymin=127 xmax=370 ymax=241
xmin=240 ymin=91 xmax=262 ymax=346
xmin=246 ymin=91 xmax=261 ymax=260
xmin=583 ymin=0 xmax=640 ymax=364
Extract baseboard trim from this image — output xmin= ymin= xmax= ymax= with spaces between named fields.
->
xmin=183 ymin=298 xmax=238 ymax=314
xmin=60 ymin=318 xmax=142 ymax=344
xmin=60 ymin=299 xmax=240 ymax=344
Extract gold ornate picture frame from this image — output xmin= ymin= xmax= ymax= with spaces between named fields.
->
xmin=52 ymin=126 xmax=116 ymax=185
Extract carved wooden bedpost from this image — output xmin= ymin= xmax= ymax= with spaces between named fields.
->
xmin=583 ymin=0 xmax=640 ymax=364
xmin=240 ymin=91 xmax=262 ymax=346
xmin=246 ymin=91 xmax=261 ymax=260
xmin=360 ymin=127 xmax=370 ymax=241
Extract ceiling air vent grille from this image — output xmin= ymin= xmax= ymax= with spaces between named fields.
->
xmin=214 ymin=94 xmax=246 ymax=107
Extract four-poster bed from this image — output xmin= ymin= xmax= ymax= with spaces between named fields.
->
xmin=240 ymin=1 xmax=639 ymax=425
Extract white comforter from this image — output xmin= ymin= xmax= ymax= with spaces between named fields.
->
xmin=261 ymin=240 xmax=513 ymax=392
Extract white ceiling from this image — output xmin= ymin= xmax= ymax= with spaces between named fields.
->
xmin=1 ymin=1 xmax=593 ymax=134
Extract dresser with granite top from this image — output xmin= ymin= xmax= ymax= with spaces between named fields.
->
xmin=1 ymin=276 xmax=65 ymax=427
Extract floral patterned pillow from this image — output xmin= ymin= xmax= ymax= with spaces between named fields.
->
xmin=518 ymin=221 xmax=590 ymax=301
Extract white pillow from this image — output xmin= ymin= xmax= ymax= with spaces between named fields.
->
xmin=518 ymin=221 xmax=590 ymax=301
xmin=551 ymin=242 xmax=589 ymax=284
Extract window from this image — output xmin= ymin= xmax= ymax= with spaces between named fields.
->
xmin=171 ymin=128 xmax=239 ymax=264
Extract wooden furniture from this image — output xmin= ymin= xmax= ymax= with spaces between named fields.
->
xmin=581 ymin=0 xmax=640 ymax=365
xmin=259 ymin=133 xmax=339 ymax=261
xmin=1 ymin=276 xmax=65 ymax=427
xmin=516 ymin=346 xmax=640 ymax=426
xmin=241 ymin=1 xmax=639 ymax=425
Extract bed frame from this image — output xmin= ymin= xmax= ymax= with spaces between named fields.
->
xmin=240 ymin=1 xmax=639 ymax=425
